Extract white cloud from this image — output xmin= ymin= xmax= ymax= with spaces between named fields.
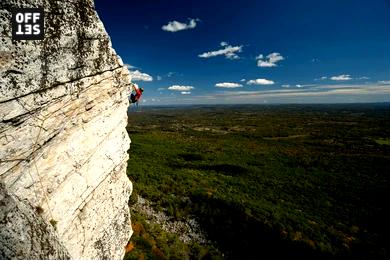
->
xmin=282 ymin=84 xmax=290 ymax=88
xmin=181 ymin=91 xmax=191 ymax=95
xmin=157 ymin=87 xmax=165 ymax=91
xmin=240 ymin=78 xmax=246 ymax=82
xmin=198 ymin=42 xmax=243 ymax=60
xmin=215 ymin=82 xmax=243 ymax=88
xmin=300 ymin=84 xmax=316 ymax=88
xmin=168 ymin=85 xmax=194 ymax=91
xmin=129 ymin=70 xmax=153 ymax=81
xmin=314 ymin=76 xmax=327 ymax=81
xmin=125 ymin=63 xmax=136 ymax=69
xmin=257 ymin=61 xmax=275 ymax=67
xmin=247 ymin=78 xmax=275 ymax=85
xmin=256 ymin=52 xmax=284 ymax=67
xmin=317 ymin=75 xmax=362 ymax=81
xmin=378 ymin=80 xmax=390 ymax=84
xmin=157 ymin=75 xmax=162 ymax=81
xmin=256 ymin=54 xmax=264 ymax=60
xmin=162 ymin=18 xmax=199 ymax=32
xmin=330 ymin=74 xmax=352 ymax=81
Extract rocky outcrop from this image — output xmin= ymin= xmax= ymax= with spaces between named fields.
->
xmin=0 ymin=0 xmax=132 ymax=259
xmin=0 ymin=183 xmax=71 ymax=259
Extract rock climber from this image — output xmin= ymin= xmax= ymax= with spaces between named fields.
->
xmin=129 ymin=83 xmax=144 ymax=105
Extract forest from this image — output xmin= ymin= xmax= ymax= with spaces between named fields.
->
xmin=125 ymin=104 xmax=390 ymax=259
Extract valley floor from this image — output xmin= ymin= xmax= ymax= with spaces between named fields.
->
xmin=125 ymin=104 xmax=390 ymax=259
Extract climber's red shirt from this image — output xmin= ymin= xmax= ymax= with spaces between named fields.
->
xmin=134 ymin=88 xmax=142 ymax=101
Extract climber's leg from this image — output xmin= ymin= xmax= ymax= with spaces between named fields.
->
xmin=130 ymin=93 xmax=136 ymax=104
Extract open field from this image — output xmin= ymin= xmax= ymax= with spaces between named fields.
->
xmin=125 ymin=104 xmax=390 ymax=259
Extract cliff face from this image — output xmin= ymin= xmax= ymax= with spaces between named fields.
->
xmin=0 ymin=0 xmax=132 ymax=259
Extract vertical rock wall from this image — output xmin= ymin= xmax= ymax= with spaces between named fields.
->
xmin=0 ymin=0 xmax=132 ymax=259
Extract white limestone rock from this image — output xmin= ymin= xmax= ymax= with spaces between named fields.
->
xmin=0 ymin=0 xmax=133 ymax=259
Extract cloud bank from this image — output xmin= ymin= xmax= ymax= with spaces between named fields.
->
xmin=142 ymin=82 xmax=390 ymax=105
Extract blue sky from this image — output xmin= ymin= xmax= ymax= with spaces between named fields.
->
xmin=95 ymin=0 xmax=390 ymax=105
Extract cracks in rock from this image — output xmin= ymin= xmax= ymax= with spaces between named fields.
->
xmin=1 ymin=111 xmax=29 ymax=127
xmin=105 ymin=154 xmax=115 ymax=165
xmin=76 ymin=215 xmax=87 ymax=256
xmin=2 ymin=69 xmax=24 ymax=77
xmin=0 ymin=133 xmax=14 ymax=144
xmin=0 ymin=125 xmax=51 ymax=170
xmin=0 ymin=128 xmax=61 ymax=179
xmin=0 ymin=97 xmax=44 ymax=132
xmin=0 ymin=66 xmax=123 ymax=105
xmin=59 ymin=163 xmax=127 ymax=258
xmin=67 ymin=159 xmax=127 ymax=229
xmin=1 ymin=98 xmax=44 ymax=130
xmin=52 ymin=116 xmax=126 ymax=207
xmin=29 ymin=122 xmax=49 ymax=132
xmin=68 ymin=65 xmax=86 ymax=71
xmin=1 ymin=68 xmax=123 ymax=131
xmin=1 ymin=70 xmax=126 ymax=179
